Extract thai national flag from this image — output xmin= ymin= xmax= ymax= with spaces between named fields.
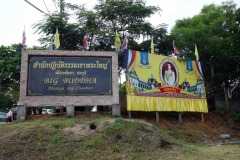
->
xmin=22 ymin=30 xmax=26 ymax=45
xmin=82 ymin=33 xmax=89 ymax=50
xmin=121 ymin=33 xmax=128 ymax=52
xmin=173 ymin=41 xmax=180 ymax=55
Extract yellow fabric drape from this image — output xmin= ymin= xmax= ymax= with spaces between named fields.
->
xmin=127 ymin=95 xmax=208 ymax=113
xmin=114 ymin=30 xmax=121 ymax=50
xmin=54 ymin=27 xmax=60 ymax=49
xmin=195 ymin=44 xmax=199 ymax=61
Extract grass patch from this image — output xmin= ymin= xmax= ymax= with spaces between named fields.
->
xmin=0 ymin=115 xmax=239 ymax=159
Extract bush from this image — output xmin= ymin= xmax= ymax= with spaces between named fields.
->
xmin=233 ymin=113 xmax=240 ymax=123
xmin=85 ymin=106 xmax=93 ymax=111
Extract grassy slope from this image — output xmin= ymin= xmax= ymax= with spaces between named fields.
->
xmin=0 ymin=114 xmax=239 ymax=160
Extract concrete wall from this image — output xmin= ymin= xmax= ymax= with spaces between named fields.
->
xmin=215 ymin=98 xmax=240 ymax=112
xmin=19 ymin=50 xmax=119 ymax=107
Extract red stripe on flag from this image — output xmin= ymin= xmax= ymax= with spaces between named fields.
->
xmin=22 ymin=30 xmax=26 ymax=45
xmin=128 ymin=50 xmax=136 ymax=69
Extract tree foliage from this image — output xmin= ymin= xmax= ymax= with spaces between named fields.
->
xmin=0 ymin=44 xmax=21 ymax=89
xmin=33 ymin=0 xmax=163 ymax=71
xmin=171 ymin=1 xmax=240 ymax=109
xmin=94 ymin=0 xmax=161 ymax=35
xmin=0 ymin=44 xmax=46 ymax=105
xmin=0 ymin=44 xmax=21 ymax=106
xmin=139 ymin=24 xmax=173 ymax=55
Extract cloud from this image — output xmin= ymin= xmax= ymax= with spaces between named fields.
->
xmin=0 ymin=11 xmax=5 ymax=16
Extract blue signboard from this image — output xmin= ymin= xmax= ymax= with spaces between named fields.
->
xmin=27 ymin=56 xmax=112 ymax=96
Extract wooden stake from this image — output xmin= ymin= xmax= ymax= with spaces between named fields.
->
xmin=201 ymin=113 xmax=204 ymax=122
xmin=156 ymin=111 xmax=159 ymax=124
xmin=128 ymin=111 xmax=131 ymax=119
xmin=178 ymin=112 xmax=183 ymax=123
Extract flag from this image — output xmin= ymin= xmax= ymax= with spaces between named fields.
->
xmin=54 ymin=28 xmax=60 ymax=49
xmin=195 ymin=44 xmax=199 ymax=61
xmin=121 ymin=33 xmax=128 ymax=52
xmin=150 ymin=38 xmax=154 ymax=54
xmin=92 ymin=35 xmax=100 ymax=45
xmin=22 ymin=30 xmax=26 ymax=45
xmin=82 ymin=33 xmax=89 ymax=50
xmin=114 ymin=30 xmax=121 ymax=50
xmin=173 ymin=41 xmax=180 ymax=55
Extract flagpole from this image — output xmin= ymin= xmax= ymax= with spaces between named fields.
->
xmin=22 ymin=25 xmax=25 ymax=51
xmin=23 ymin=25 xmax=25 ymax=51
xmin=173 ymin=41 xmax=174 ymax=56
xmin=115 ymin=30 xmax=117 ymax=52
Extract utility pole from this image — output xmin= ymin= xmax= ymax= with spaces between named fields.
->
xmin=60 ymin=0 xmax=64 ymax=17
xmin=58 ymin=0 xmax=64 ymax=50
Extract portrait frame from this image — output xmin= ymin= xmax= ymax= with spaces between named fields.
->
xmin=159 ymin=58 xmax=179 ymax=87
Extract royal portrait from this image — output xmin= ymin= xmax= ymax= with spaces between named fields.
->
xmin=159 ymin=59 xmax=179 ymax=87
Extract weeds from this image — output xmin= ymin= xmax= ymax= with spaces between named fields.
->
xmin=217 ymin=107 xmax=240 ymax=123
xmin=37 ymin=145 xmax=46 ymax=151
xmin=52 ymin=135 xmax=63 ymax=145
xmin=182 ymin=145 xmax=198 ymax=156
xmin=0 ymin=115 xmax=239 ymax=159
xmin=111 ymin=144 xmax=120 ymax=152
xmin=89 ymin=138 xmax=101 ymax=148
xmin=233 ymin=113 xmax=240 ymax=122
xmin=66 ymin=151 xmax=77 ymax=160
xmin=19 ymin=129 xmax=29 ymax=140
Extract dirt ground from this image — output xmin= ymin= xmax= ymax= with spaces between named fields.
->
xmin=26 ymin=110 xmax=240 ymax=144
xmin=128 ymin=111 xmax=240 ymax=143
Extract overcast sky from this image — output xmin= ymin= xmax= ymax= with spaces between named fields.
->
xmin=0 ymin=0 xmax=239 ymax=47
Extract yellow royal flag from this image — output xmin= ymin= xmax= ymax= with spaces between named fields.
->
xmin=54 ymin=28 xmax=60 ymax=49
xmin=195 ymin=44 xmax=199 ymax=61
xmin=150 ymin=38 xmax=154 ymax=54
xmin=114 ymin=30 xmax=121 ymax=50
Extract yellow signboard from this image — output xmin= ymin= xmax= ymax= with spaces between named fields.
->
xmin=125 ymin=50 xmax=208 ymax=112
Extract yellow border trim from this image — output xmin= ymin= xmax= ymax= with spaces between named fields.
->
xmin=127 ymin=95 xmax=208 ymax=112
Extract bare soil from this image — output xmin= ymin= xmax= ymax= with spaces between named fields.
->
xmin=63 ymin=119 xmax=115 ymax=139
xmin=127 ymin=111 xmax=240 ymax=143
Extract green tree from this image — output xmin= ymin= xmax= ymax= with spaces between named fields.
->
xmin=89 ymin=0 xmax=161 ymax=73
xmin=33 ymin=13 xmax=84 ymax=50
xmin=171 ymin=1 xmax=240 ymax=110
xmin=119 ymin=81 xmax=126 ymax=91
xmin=0 ymin=44 xmax=46 ymax=104
xmin=0 ymin=44 xmax=21 ymax=90
xmin=94 ymin=0 xmax=161 ymax=34
xmin=0 ymin=92 xmax=14 ymax=111
xmin=139 ymin=24 xmax=173 ymax=55
xmin=0 ymin=44 xmax=21 ymax=106
xmin=33 ymin=0 xmax=162 ymax=74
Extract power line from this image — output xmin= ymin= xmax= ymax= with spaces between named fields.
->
xmin=24 ymin=0 xmax=47 ymax=15
xmin=53 ymin=0 xmax=59 ymax=12
xmin=43 ymin=0 xmax=50 ymax=15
